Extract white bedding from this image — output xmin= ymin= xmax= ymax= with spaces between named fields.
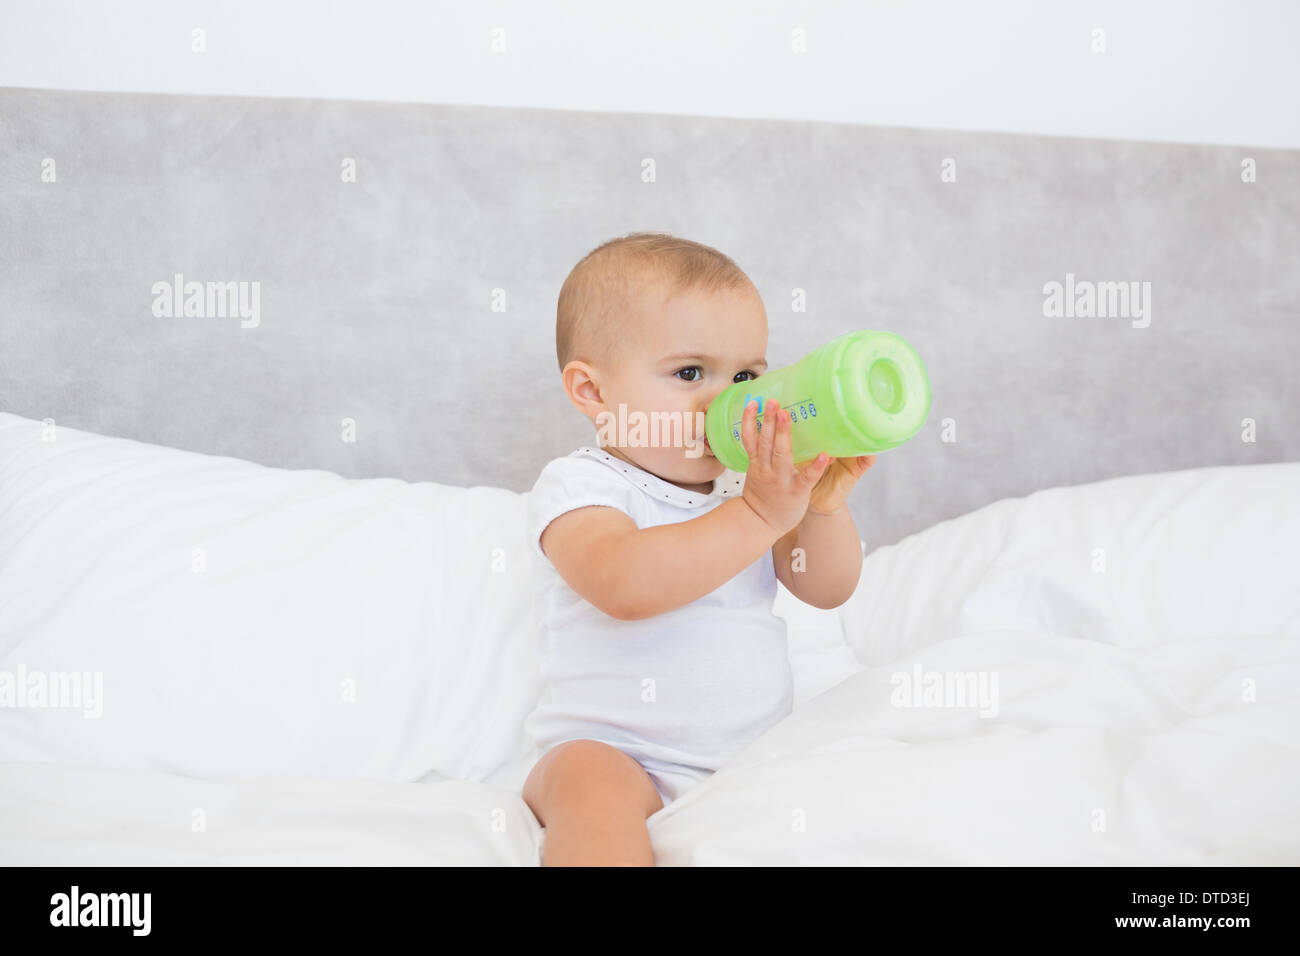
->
xmin=646 ymin=630 xmax=1300 ymax=865
xmin=0 ymin=411 xmax=855 ymax=796
xmin=0 ymin=762 xmax=542 ymax=865
xmin=2 ymin=408 xmax=1297 ymax=865
xmin=645 ymin=462 xmax=1300 ymax=865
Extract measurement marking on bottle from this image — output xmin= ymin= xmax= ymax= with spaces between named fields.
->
xmin=731 ymin=397 xmax=817 ymax=439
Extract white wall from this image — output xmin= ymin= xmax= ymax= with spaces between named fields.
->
xmin=1 ymin=0 xmax=1296 ymax=149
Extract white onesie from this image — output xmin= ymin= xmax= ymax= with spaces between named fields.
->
xmin=524 ymin=445 xmax=793 ymax=805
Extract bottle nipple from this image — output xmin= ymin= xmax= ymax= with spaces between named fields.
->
xmin=867 ymin=358 xmax=905 ymax=414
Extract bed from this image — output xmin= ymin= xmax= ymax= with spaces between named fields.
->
xmin=1 ymin=411 xmax=1296 ymax=865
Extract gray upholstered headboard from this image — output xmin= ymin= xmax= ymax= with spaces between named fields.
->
xmin=2 ymin=86 xmax=1296 ymax=550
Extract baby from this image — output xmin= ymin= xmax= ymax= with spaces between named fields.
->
xmin=521 ymin=232 xmax=875 ymax=866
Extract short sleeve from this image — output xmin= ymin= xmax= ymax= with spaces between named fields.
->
xmin=526 ymin=456 xmax=640 ymax=564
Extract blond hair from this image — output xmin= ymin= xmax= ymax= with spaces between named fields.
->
xmin=555 ymin=232 xmax=754 ymax=373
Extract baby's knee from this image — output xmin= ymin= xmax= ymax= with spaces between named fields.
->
xmin=523 ymin=740 xmax=661 ymax=822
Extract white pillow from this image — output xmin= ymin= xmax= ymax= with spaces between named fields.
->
xmin=0 ymin=412 xmax=861 ymax=788
xmin=839 ymin=461 xmax=1300 ymax=664
xmin=0 ymin=412 xmax=543 ymax=785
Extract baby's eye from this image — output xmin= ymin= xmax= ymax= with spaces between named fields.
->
xmin=674 ymin=367 xmax=702 ymax=383
xmin=734 ymin=370 xmax=758 ymax=383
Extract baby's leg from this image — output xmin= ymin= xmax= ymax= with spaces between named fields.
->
xmin=522 ymin=739 xmax=664 ymax=866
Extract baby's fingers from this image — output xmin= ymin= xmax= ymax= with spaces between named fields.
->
xmin=757 ymin=398 xmax=777 ymax=467
xmin=773 ymin=405 xmax=793 ymax=465
xmin=799 ymin=451 xmax=832 ymax=488
xmin=739 ymin=398 xmax=759 ymax=463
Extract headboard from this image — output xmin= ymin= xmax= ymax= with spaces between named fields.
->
xmin=2 ymin=86 xmax=1296 ymax=550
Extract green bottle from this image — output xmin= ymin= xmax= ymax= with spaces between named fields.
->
xmin=704 ymin=330 xmax=931 ymax=472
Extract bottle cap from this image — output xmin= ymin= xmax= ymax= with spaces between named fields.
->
xmin=834 ymin=331 xmax=931 ymax=449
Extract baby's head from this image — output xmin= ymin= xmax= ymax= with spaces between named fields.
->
xmin=555 ymin=232 xmax=767 ymax=493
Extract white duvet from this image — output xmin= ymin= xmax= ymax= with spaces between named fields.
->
xmin=1 ymin=410 xmax=1297 ymax=865
xmin=647 ymin=461 xmax=1300 ymax=865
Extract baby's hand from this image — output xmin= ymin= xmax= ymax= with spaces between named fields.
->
xmin=807 ymin=453 xmax=876 ymax=515
xmin=739 ymin=398 xmax=833 ymax=536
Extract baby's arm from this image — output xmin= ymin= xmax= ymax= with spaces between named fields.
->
xmin=771 ymin=506 xmax=864 ymax=609
xmin=541 ymin=398 xmax=833 ymax=621
xmin=540 ymin=496 xmax=780 ymax=621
